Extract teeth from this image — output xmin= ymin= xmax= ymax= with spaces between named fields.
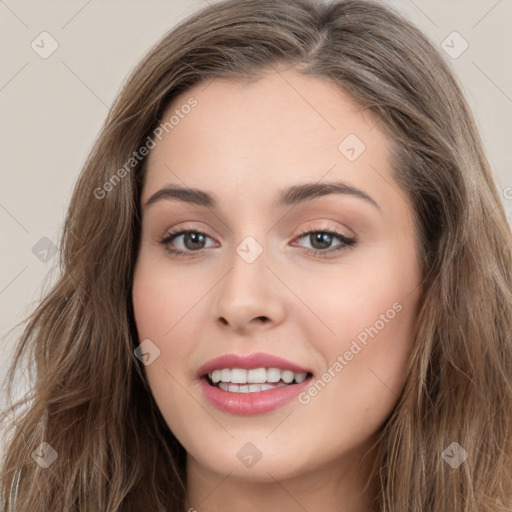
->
xmin=230 ymin=368 xmax=247 ymax=384
xmin=208 ymin=367 xmax=309 ymax=386
xmin=294 ymin=372 xmax=307 ymax=383
xmin=267 ymin=368 xmax=281 ymax=383
xmin=247 ymin=368 xmax=267 ymax=383
xmin=281 ymin=370 xmax=295 ymax=384
xmin=218 ymin=381 xmax=288 ymax=393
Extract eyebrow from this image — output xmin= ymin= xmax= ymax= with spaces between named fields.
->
xmin=144 ymin=181 xmax=381 ymax=211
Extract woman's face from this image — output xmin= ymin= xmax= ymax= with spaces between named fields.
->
xmin=132 ymin=68 xmax=422 ymax=483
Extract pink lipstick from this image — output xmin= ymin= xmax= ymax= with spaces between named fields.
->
xmin=197 ymin=352 xmax=313 ymax=416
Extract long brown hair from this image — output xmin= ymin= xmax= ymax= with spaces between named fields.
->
xmin=2 ymin=0 xmax=512 ymax=510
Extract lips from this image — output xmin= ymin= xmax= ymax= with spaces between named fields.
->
xmin=197 ymin=352 xmax=313 ymax=378
xmin=197 ymin=352 xmax=314 ymax=415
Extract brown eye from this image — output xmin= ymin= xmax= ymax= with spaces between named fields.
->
xmin=293 ymin=228 xmax=357 ymax=257
xmin=160 ymin=229 xmax=216 ymax=258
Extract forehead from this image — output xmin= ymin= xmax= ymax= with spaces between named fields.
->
xmin=158 ymin=69 xmax=382 ymax=145
xmin=141 ymin=68 xmax=393 ymax=212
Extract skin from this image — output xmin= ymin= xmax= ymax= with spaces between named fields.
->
xmin=132 ymin=66 xmax=422 ymax=512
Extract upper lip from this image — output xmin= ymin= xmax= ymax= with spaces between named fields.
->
xmin=197 ymin=352 xmax=313 ymax=379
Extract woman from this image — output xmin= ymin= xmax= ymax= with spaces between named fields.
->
xmin=1 ymin=0 xmax=511 ymax=510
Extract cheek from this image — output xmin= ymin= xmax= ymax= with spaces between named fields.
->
xmin=300 ymin=246 xmax=419 ymax=411
xmin=299 ymin=245 xmax=418 ymax=349
xmin=295 ymin=296 xmax=417 ymax=461
xmin=131 ymin=256 xmax=198 ymax=389
xmin=132 ymin=259 xmax=200 ymax=440
xmin=132 ymin=253 xmax=203 ymax=341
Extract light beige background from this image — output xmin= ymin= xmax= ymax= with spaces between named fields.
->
xmin=1 ymin=0 xmax=511 ymax=412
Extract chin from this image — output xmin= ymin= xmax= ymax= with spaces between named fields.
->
xmin=187 ymin=440 xmax=314 ymax=482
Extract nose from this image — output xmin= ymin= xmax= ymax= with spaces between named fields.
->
xmin=213 ymin=238 xmax=287 ymax=334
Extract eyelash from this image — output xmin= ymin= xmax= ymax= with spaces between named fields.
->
xmin=159 ymin=225 xmax=357 ymax=260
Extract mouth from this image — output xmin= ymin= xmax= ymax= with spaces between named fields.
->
xmin=197 ymin=352 xmax=315 ymax=414
xmin=203 ymin=367 xmax=314 ymax=393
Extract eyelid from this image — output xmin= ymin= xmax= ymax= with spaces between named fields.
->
xmin=161 ymin=220 xmax=354 ymax=240
xmin=295 ymin=221 xmax=355 ymax=240
xmin=160 ymin=221 xmax=214 ymax=239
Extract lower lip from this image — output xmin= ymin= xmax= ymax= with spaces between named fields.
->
xmin=199 ymin=377 xmax=312 ymax=416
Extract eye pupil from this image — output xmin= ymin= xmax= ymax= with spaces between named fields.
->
xmin=184 ymin=232 xmax=206 ymax=250
xmin=311 ymin=232 xmax=332 ymax=250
